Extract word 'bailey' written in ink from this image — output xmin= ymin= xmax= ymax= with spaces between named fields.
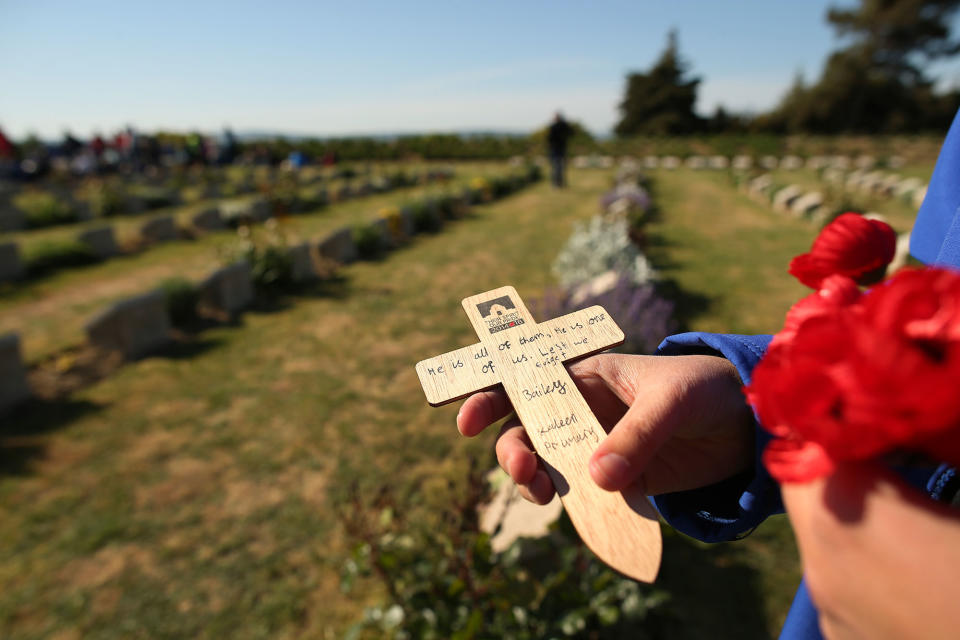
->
xmin=521 ymin=379 xmax=568 ymax=401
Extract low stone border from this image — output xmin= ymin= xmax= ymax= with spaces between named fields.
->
xmin=0 ymin=333 xmax=31 ymax=414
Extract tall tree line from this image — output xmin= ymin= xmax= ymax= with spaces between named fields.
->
xmin=615 ymin=0 xmax=960 ymax=136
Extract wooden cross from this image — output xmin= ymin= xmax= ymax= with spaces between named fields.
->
xmin=415 ymin=285 xmax=662 ymax=583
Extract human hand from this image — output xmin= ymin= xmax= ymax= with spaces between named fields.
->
xmin=456 ymin=353 xmax=755 ymax=504
xmin=782 ymin=463 xmax=960 ymax=640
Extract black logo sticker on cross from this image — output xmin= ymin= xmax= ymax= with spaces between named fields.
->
xmin=476 ymin=295 xmax=525 ymax=334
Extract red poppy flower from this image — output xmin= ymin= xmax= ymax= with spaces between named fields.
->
xmin=770 ymin=274 xmax=861 ymax=348
xmin=746 ymin=266 xmax=960 ymax=483
xmin=788 ymin=213 xmax=897 ymax=289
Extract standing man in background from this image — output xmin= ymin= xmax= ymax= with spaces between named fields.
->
xmin=547 ymin=112 xmax=573 ymax=188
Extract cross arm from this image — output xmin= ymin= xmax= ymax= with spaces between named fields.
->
xmin=414 ymin=306 xmax=625 ymax=406
xmin=415 ymin=342 xmax=502 ymax=406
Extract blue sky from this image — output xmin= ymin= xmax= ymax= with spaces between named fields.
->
xmin=3 ymin=1 xmax=960 ymax=139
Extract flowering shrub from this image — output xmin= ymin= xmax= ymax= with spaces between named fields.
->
xmin=552 ymin=216 xmax=657 ymax=289
xmin=536 ymin=275 xmax=675 ymax=355
xmin=600 ymin=183 xmax=651 ymax=216
xmin=339 ymin=459 xmax=672 ymax=639
xmin=353 ymin=222 xmax=386 ymax=259
xmin=378 ymin=206 xmax=406 ymax=245
xmin=16 ymin=191 xmax=78 ymax=228
xmin=746 ymin=213 xmax=960 ymax=482
xmin=159 ymin=277 xmax=200 ymax=327
xmin=222 ymin=220 xmax=293 ymax=291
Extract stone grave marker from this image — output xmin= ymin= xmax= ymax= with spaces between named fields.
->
xmin=660 ymin=156 xmax=680 ymax=170
xmin=913 ymin=185 xmax=928 ymax=209
xmin=0 ymin=333 xmax=31 ymax=414
xmin=316 ymin=227 xmax=357 ymax=264
xmin=139 ymin=215 xmax=178 ymax=244
xmin=198 ymin=262 xmax=254 ymax=317
xmin=0 ymin=199 xmax=25 ymax=232
xmin=85 ymin=290 xmax=171 ymax=359
xmin=773 ymin=185 xmax=804 ymax=212
xmin=780 ymin=156 xmax=804 ymax=171
xmin=220 ymin=197 xmax=271 ymax=225
xmin=287 ymin=242 xmax=318 ymax=282
xmin=416 ymin=286 xmax=661 ymax=583
xmin=732 ymin=155 xmax=753 ymax=170
xmin=371 ymin=217 xmax=394 ymax=248
xmin=895 ymin=177 xmax=923 ymax=199
xmin=77 ymin=226 xmax=119 ymax=259
xmin=708 ymin=155 xmax=728 ymax=170
xmin=399 ymin=207 xmax=416 ymax=236
xmin=684 ymin=156 xmax=706 ymax=170
xmin=760 ymin=155 xmax=779 ymax=170
xmin=190 ymin=206 xmax=225 ymax=231
xmin=0 ymin=242 xmax=24 ymax=282
xmin=790 ymin=192 xmax=824 ymax=217
xmin=642 ymin=156 xmax=659 ymax=169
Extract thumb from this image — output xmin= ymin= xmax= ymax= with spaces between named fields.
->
xmin=588 ymin=388 xmax=678 ymax=491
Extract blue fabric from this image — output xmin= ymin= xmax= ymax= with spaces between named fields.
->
xmin=652 ymin=332 xmax=782 ymax=542
xmin=653 ymin=108 xmax=960 ymax=640
xmin=912 ymin=108 xmax=960 ymax=266
xmin=780 ymin=580 xmax=824 ymax=640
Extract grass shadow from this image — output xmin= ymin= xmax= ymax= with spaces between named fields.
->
xmin=656 ymin=527 xmax=774 ymax=639
xmin=161 ymin=335 xmax=226 ymax=360
xmin=0 ymin=398 xmax=103 ymax=476
xmin=654 ymin=277 xmax=712 ymax=332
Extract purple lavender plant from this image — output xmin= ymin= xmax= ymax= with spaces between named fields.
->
xmin=599 ymin=183 xmax=651 ymax=214
xmin=535 ymin=274 xmax=675 ymax=355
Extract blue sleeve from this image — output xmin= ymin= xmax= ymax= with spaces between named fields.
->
xmin=911 ymin=108 xmax=960 ymax=266
xmin=649 ymin=332 xmax=783 ymax=542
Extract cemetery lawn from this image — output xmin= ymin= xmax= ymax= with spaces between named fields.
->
xmin=1 ymin=164 xmax=920 ymax=638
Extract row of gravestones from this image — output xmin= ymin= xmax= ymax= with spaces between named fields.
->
xmin=0 ymin=166 xmax=455 ymax=234
xmin=0 ymin=195 xmax=269 ymax=285
xmin=744 ymin=176 xmax=830 ymax=222
xmin=0 ymin=170 xmax=538 ymax=415
xmin=573 ymin=154 xmax=899 ymax=172
xmin=0 ymin=168 xmax=458 ymax=285
xmin=744 ymin=172 xmax=928 ymax=224
xmin=821 ymin=168 xmax=928 ymax=208
xmin=0 ymin=230 xmax=347 ymax=415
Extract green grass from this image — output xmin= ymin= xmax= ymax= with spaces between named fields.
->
xmin=0 ymin=160 xmax=926 ymax=638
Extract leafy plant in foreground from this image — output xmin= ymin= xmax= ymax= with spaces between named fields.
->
xmin=339 ymin=458 xmax=673 ymax=639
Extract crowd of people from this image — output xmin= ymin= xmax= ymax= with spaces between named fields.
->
xmin=0 ymin=126 xmax=250 ymax=183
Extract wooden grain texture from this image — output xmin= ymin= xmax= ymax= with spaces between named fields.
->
xmin=415 ymin=307 xmax=631 ymax=407
xmin=416 ymin=285 xmax=662 ymax=583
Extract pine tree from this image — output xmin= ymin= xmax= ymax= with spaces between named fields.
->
xmin=614 ymin=31 xmax=703 ymax=137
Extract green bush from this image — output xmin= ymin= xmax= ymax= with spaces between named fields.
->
xmin=15 ymin=192 xmax=78 ymax=229
xmin=159 ymin=277 xmax=200 ymax=327
xmin=24 ymin=239 xmax=99 ymax=276
xmin=248 ymin=244 xmax=293 ymax=290
xmin=339 ymin=459 xmax=672 ymax=639
xmin=82 ymin=183 xmax=125 ymax=217
xmin=410 ymin=201 xmax=442 ymax=233
xmin=353 ymin=223 xmax=386 ymax=259
xmin=221 ymin=222 xmax=294 ymax=293
xmin=133 ymin=187 xmax=177 ymax=210
xmin=435 ymin=195 xmax=458 ymax=219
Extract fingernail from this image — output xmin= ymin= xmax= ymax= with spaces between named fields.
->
xmin=591 ymin=453 xmax=631 ymax=488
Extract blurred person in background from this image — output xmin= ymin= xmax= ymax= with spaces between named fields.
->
xmin=547 ymin=111 xmax=572 ymax=188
